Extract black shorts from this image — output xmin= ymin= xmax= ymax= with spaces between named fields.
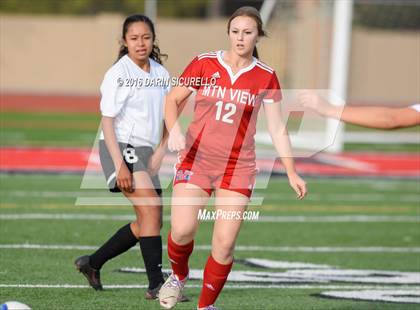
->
xmin=99 ymin=140 xmax=162 ymax=196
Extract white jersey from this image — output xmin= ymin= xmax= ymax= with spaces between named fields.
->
xmin=410 ymin=104 xmax=420 ymax=112
xmin=99 ymin=55 xmax=170 ymax=148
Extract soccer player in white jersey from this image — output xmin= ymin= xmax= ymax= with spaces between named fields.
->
xmin=158 ymin=7 xmax=307 ymax=310
xmin=74 ymin=14 xmax=188 ymax=302
xmin=299 ymin=91 xmax=420 ymax=129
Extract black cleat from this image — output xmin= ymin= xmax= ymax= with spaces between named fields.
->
xmin=74 ymin=255 xmax=103 ymax=291
xmin=144 ymin=283 xmax=161 ymax=300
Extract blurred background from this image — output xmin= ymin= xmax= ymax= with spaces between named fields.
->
xmin=1 ymin=0 xmax=419 ymax=97
xmin=0 ymin=1 xmax=419 ymax=309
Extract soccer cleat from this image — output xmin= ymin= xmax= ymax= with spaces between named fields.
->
xmin=74 ymin=255 xmax=103 ymax=291
xmin=145 ymin=283 xmax=162 ymax=300
xmin=145 ymin=281 xmax=190 ymax=302
xmin=158 ymin=273 xmax=187 ymax=309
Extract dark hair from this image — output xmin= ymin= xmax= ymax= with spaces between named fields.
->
xmin=227 ymin=6 xmax=266 ymax=59
xmin=117 ymin=14 xmax=167 ymax=64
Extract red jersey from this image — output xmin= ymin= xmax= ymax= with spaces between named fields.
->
xmin=179 ymin=50 xmax=281 ymax=171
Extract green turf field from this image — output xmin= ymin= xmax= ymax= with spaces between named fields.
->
xmin=1 ymin=108 xmax=419 ymax=308
xmin=1 ymin=174 xmax=419 ymax=309
xmin=0 ymin=112 xmax=100 ymax=147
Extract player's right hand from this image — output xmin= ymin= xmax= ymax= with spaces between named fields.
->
xmin=298 ymin=90 xmax=330 ymax=117
xmin=287 ymin=172 xmax=307 ymax=200
xmin=116 ymin=162 xmax=134 ymax=192
xmin=168 ymin=131 xmax=186 ymax=152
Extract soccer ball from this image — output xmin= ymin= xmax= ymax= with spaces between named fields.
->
xmin=0 ymin=301 xmax=31 ymax=310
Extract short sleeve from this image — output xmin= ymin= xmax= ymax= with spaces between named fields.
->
xmin=262 ymin=72 xmax=282 ymax=104
xmin=410 ymin=104 xmax=420 ymax=112
xmin=164 ymin=69 xmax=171 ymax=95
xmin=99 ymin=67 xmax=130 ymax=117
xmin=162 ymin=70 xmax=171 ymax=121
xmin=179 ymin=56 xmax=202 ymax=91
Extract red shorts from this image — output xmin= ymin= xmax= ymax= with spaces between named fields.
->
xmin=173 ymin=154 xmax=257 ymax=198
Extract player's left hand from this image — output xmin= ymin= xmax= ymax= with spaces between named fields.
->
xmin=168 ymin=130 xmax=186 ymax=152
xmin=287 ymin=172 xmax=307 ymax=200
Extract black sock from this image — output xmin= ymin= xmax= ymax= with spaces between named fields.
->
xmin=89 ymin=223 xmax=138 ymax=270
xmin=139 ymin=236 xmax=164 ymax=290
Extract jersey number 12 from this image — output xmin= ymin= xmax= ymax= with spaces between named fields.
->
xmin=215 ymin=100 xmax=236 ymax=124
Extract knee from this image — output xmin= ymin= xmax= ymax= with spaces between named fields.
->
xmin=130 ymin=221 xmax=141 ymax=238
xmin=170 ymin=226 xmax=196 ymax=245
xmin=135 ymin=217 xmax=162 ymax=231
xmin=212 ymin=236 xmax=235 ymax=263
xmin=134 ymin=207 xmax=162 ymax=228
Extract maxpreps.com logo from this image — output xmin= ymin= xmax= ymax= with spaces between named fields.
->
xmin=175 ymin=169 xmax=193 ymax=182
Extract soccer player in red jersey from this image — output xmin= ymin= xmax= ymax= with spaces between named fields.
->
xmin=159 ymin=7 xmax=307 ymax=310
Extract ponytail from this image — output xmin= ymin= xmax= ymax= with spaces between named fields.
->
xmin=117 ymin=45 xmax=128 ymax=61
xmin=252 ymin=47 xmax=259 ymax=59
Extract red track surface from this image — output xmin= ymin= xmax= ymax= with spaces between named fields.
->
xmin=0 ymin=148 xmax=96 ymax=172
xmin=1 ymin=147 xmax=419 ymax=178
xmin=1 ymin=94 xmax=99 ymax=113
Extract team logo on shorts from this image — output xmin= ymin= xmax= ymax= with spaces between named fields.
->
xmin=175 ymin=169 xmax=193 ymax=181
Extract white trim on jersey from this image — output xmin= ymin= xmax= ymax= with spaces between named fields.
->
xmin=257 ymin=60 xmax=274 ymax=70
xmin=198 ymin=55 xmax=217 ymax=61
xmin=198 ymin=51 xmax=217 ymax=56
xmin=199 ymin=52 xmax=217 ymax=56
xmin=256 ymin=62 xmax=274 ymax=74
xmin=410 ymin=104 xmax=420 ymax=112
xmin=263 ymin=99 xmax=274 ymax=104
xmin=216 ymin=50 xmax=257 ymax=84
xmin=198 ymin=52 xmax=217 ymax=60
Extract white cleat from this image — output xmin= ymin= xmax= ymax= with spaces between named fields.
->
xmin=158 ymin=273 xmax=186 ymax=309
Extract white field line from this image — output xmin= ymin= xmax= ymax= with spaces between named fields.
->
xmin=0 ymin=213 xmax=419 ymax=223
xmin=2 ymin=190 xmax=419 ymax=203
xmin=0 ymin=283 xmax=419 ymax=290
xmin=261 ymin=193 xmax=420 ymax=203
xmin=1 ymin=244 xmax=419 ymax=253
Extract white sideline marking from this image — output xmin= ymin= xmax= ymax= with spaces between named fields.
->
xmin=320 ymin=290 xmax=420 ymax=304
xmin=122 ymin=267 xmax=420 ymax=285
xmin=244 ymin=258 xmax=333 ymax=269
xmin=1 ymin=244 xmax=419 ymax=253
xmin=258 ymin=215 xmax=420 ymax=222
xmin=262 ymin=193 xmax=420 ymax=203
xmin=232 ymin=246 xmax=420 ymax=253
xmin=1 ymin=213 xmax=419 ymax=223
xmin=2 ymin=190 xmax=420 ymax=203
xmin=0 ymin=283 xmax=418 ymax=290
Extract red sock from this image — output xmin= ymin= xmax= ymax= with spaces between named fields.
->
xmin=198 ymin=255 xmax=233 ymax=308
xmin=167 ymin=232 xmax=194 ymax=281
